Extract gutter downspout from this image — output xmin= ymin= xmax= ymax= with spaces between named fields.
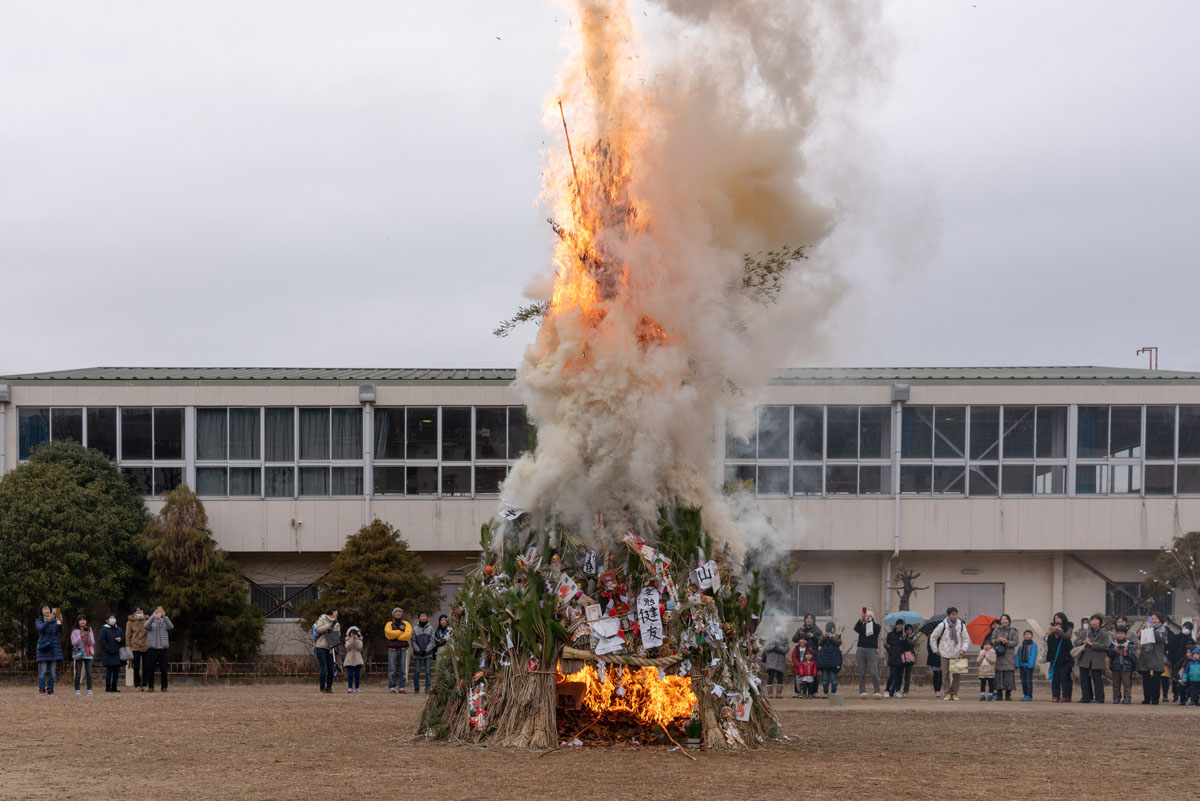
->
xmin=884 ymin=385 xmax=909 ymax=614
xmin=0 ymin=399 xmax=6 ymax=478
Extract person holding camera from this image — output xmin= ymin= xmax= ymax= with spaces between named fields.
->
xmin=143 ymin=606 xmax=174 ymax=692
xmin=99 ymin=614 xmax=125 ymax=693
xmin=70 ymin=615 xmax=95 ymax=695
xmin=125 ymin=606 xmax=150 ymax=690
xmin=35 ymin=604 xmax=64 ymax=695
xmin=313 ymin=608 xmax=341 ymax=693
xmin=852 ymin=609 xmax=882 ymax=699
xmin=1136 ymin=613 xmax=1167 ymax=705
xmin=1045 ymin=612 xmax=1075 ymax=702
xmin=1074 ymin=613 xmax=1110 ymax=703
xmin=991 ymin=614 xmax=1019 ymax=701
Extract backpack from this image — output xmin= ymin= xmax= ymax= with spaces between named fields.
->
xmin=311 ymin=623 xmax=319 ymax=643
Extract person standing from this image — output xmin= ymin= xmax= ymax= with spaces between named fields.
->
xmin=143 ymin=606 xmax=174 ymax=693
xmin=853 ymin=610 xmax=882 ymax=699
xmin=816 ymin=622 xmax=843 ymax=698
xmin=98 ymin=614 xmax=125 ymax=693
xmin=926 ymin=631 xmax=944 ymax=698
xmin=977 ymin=641 xmax=997 ymax=701
xmin=1181 ymin=647 xmax=1200 ymax=706
xmin=125 ymin=607 xmax=149 ymax=691
xmin=410 ymin=612 xmax=435 ymax=695
xmin=1107 ymin=626 xmax=1137 ymax=704
xmin=1136 ymin=613 xmax=1167 ymax=705
xmin=35 ymin=605 xmax=64 ymax=695
xmin=930 ymin=607 xmax=970 ymax=701
xmin=1074 ymin=613 xmax=1110 ymax=704
xmin=990 ymin=614 xmax=1019 ymax=701
xmin=384 ymin=608 xmax=412 ymax=694
xmin=313 ymin=608 xmax=340 ymax=694
xmin=342 ymin=626 xmax=363 ymax=693
xmin=762 ymin=629 xmax=789 ymax=700
xmin=70 ymin=616 xmax=95 ymax=696
xmin=1045 ymin=612 xmax=1075 ymax=702
xmin=883 ymin=621 xmax=912 ymax=698
xmin=792 ymin=614 xmax=822 ymax=652
xmin=1167 ymin=621 xmax=1195 ymax=705
xmin=1016 ymin=630 xmax=1038 ymax=701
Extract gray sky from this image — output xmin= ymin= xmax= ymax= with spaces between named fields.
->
xmin=2 ymin=2 xmax=1197 ymax=375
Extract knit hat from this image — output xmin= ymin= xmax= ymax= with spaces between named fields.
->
xmin=392 ymin=607 xmax=403 ymax=617
xmin=347 ymin=626 xmax=361 ymax=635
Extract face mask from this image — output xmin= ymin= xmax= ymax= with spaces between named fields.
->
xmin=107 ymin=618 xmax=116 ymax=625
xmin=136 ymin=612 xmax=144 ymax=619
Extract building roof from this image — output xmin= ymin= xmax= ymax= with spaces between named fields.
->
xmin=2 ymin=365 xmax=1199 ymax=385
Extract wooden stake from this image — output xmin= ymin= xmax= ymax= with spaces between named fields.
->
xmin=539 ymin=718 xmax=600 ymax=756
xmin=660 ymin=722 xmax=698 ymax=760
xmin=558 ymin=99 xmax=581 ymax=197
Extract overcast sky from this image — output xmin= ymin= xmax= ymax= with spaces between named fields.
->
xmin=2 ymin=2 xmax=1197 ymax=375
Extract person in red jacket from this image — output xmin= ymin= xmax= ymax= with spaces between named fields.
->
xmin=796 ymin=649 xmax=819 ymax=698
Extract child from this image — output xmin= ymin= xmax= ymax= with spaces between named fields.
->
xmin=797 ymin=650 xmax=819 ymax=698
xmin=790 ymin=641 xmax=809 ymax=698
xmin=1107 ymin=625 xmax=1137 ymax=705
xmin=70 ymin=616 xmax=95 ymax=696
xmin=978 ymin=642 xmax=997 ymax=701
xmin=1015 ymin=629 xmax=1038 ymax=701
xmin=1181 ymin=647 xmax=1200 ymax=707
xmin=343 ymin=626 xmax=363 ymax=693
xmin=816 ymin=622 xmax=843 ymax=698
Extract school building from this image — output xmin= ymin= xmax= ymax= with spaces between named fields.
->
xmin=2 ymin=366 xmax=1198 ymax=653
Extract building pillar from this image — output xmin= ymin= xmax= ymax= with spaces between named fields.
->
xmin=1052 ymin=553 xmax=1065 ymax=616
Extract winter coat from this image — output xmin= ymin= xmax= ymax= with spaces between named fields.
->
xmin=1166 ymin=631 xmax=1195 ymax=669
xmin=990 ymin=625 xmax=1019 ymax=671
xmin=794 ymin=658 xmax=818 ymax=678
xmin=35 ymin=617 xmax=64 ymax=662
xmin=384 ymin=619 xmax=411 ymax=650
xmin=764 ymin=637 xmax=789 ymax=674
xmin=977 ymin=648 xmax=997 ymax=678
xmin=143 ymin=615 xmax=173 ymax=650
xmin=125 ymin=614 xmax=149 ymax=651
xmin=433 ymin=623 xmax=453 ymax=654
xmin=930 ymin=618 xmax=970 ymax=659
xmin=70 ymin=627 xmax=96 ymax=660
xmin=1180 ymin=658 xmax=1200 ymax=684
xmin=1045 ymin=624 xmax=1075 ymax=668
xmin=314 ymin=614 xmax=340 ymax=650
xmin=1073 ymin=627 xmax=1111 ymax=671
xmin=816 ymin=633 xmax=843 ymax=671
xmin=342 ymin=636 xmax=364 ymax=668
xmin=1015 ymin=640 xmax=1038 ymax=670
xmin=925 ymin=637 xmax=941 ymax=668
xmin=1107 ymin=639 xmax=1138 ymax=672
xmin=885 ymin=630 xmax=914 ymax=668
xmin=411 ymin=621 xmax=435 ymax=658
xmin=1135 ymin=625 xmax=1167 ymax=672
xmin=852 ymin=618 xmax=881 ymax=651
xmin=792 ymin=624 xmax=822 ymax=649
xmin=98 ymin=623 xmax=124 ymax=668
xmin=790 ymin=643 xmax=811 ymax=673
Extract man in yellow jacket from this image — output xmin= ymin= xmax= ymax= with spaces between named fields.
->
xmin=384 ymin=607 xmax=412 ymax=693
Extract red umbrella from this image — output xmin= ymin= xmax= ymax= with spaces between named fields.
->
xmin=966 ymin=614 xmax=1000 ymax=646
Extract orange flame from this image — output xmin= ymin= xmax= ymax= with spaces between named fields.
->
xmin=558 ymin=664 xmax=696 ymax=727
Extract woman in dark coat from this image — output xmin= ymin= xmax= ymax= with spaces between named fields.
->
xmin=1045 ymin=612 xmax=1075 ymax=702
xmin=990 ymin=614 xmax=1020 ymax=701
xmin=98 ymin=615 xmax=125 ymax=693
xmin=1135 ymin=613 xmax=1167 ymax=705
xmin=926 ymin=632 xmax=943 ymax=697
xmin=35 ymin=604 xmax=64 ymax=695
xmin=883 ymin=622 xmax=914 ymax=697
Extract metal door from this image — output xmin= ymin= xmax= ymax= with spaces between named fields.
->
xmin=933 ymin=583 xmax=1005 ymax=648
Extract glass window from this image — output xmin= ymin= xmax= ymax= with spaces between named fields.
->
xmin=1034 ymin=464 xmax=1066 ymax=494
xmin=474 ymin=465 xmax=507 ymax=495
xmin=859 ymin=465 xmax=891 ymax=494
xmin=1003 ymin=406 xmax=1034 ymax=459
xmin=724 ymin=464 xmax=755 ymax=490
xmin=153 ymin=408 xmax=184 ymax=460
xmin=1075 ymin=464 xmax=1108 ymax=495
xmin=475 ymin=407 xmax=507 ymax=459
xmin=265 ymin=408 xmax=294 ymax=462
xmin=331 ymin=408 xmax=362 ymax=460
xmin=859 ymin=406 xmax=891 ymax=460
xmin=969 ymin=465 xmax=999 ymax=496
xmin=757 ymin=465 xmax=789 ymax=494
xmin=825 ymin=465 xmax=857 ymax=494
xmin=123 ymin=466 xmax=153 ymax=495
xmin=154 ymin=467 xmax=183 ymax=494
xmin=1105 ymin=581 xmax=1173 ymax=618
xmin=1035 ymin=407 xmax=1068 ymax=459
xmin=793 ymin=406 xmax=823 ymax=461
xmin=299 ymin=409 xmax=329 ymax=460
xmin=51 ymin=408 xmax=83 ymax=443
xmin=265 ymin=466 xmax=294 ymax=498
xmin=331 ymin=466 xmax=363 ymax=495
xmin=794 ymin=584 xmax=834 ymax=618
xmin=196 ymin=467 xmax=227 ymax=496
xmin=229 ymin=467 xmax=261 ymax=497
xmin=1109 ymin=407 xmax=1141 ymax=459
xmin=229 ymin=409 xmax=260 ymax=460
xmin=933 ymin=465 xmax=965 ymax=494
xmin=1179 ymin=464 xmax=1200 ymax=495
xmin=1076 ymin=407 xmax=1108 ymax=458
xmin=407 ymin=408 xmax=438 ymax=460
xmin=508 ymin=407 xmax=530 ymax=459
xmin=1145 ymin=406 xmax=1175 ymax=460
xmin=934 ymin=407 xmax=966 ymax=459
xmin=970 ymin=407 xmax=1000 ymax=460
xmin=757 ymin=407 xmax=790 ymax=460
xmin=1180 ymin=407 xmax=1200 ymax=459
xmin=1002 ymin=465 xmax=1034 ymax=495
xmin=900 ymin=407 xmax=932 ymax=459
xmin=441 ymin=408 xmax=471 ymax=461
xmin=1110 ymin=464 xmax=1141 ymax=494
xmin=406 ymin=465 xmax=438 ymax=495
xmin=86 ymin=408 xmax=117 ymax=459
xmin=121 ymin=408 xmax=153 ymax=460
xmin=725 ymin=425 xmax=755 ymax=460
xmin=442 ymin=465 xmax=472 ymax=496
xmin=793 ymin=465 xmax=821 ymax=495
xmin=18 ymin=408 xmax=50 ymax=459
xmin=373 ymin=466 xmax=405 ymax=496
xmin=1144 ymin=464 xmax=1173 ymax=496
xmin=373 ymin=408 xmax=405 ymax=460
xmin=899 ymin=465 xmax=931 ymax=493
xmin=196 ymin=409 xmax=227 ymax=461
xmin=827 ymin=407 xmax=858 ymax=459
xmin=299 ymin=466 xmax=329 ymax=496
xmin=251 ymin=584 xmax=319 ymax=621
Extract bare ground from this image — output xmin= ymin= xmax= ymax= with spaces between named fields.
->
xmin=1 ymin=684 xmax=1196 ymax=800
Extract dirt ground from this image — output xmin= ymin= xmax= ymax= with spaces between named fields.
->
xmin=2 ymin=683 xmax=1197 ymax=801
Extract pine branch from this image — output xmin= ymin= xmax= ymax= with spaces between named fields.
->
xmin=740 ymin=245 xmax=808 ymax=305
xmin=493 ymin=301 xmax=551 ymax=338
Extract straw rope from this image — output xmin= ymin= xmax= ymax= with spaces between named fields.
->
xmin=560 ymin=646 xmax=685 ymax=667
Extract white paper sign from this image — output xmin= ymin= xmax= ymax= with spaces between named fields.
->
xmin=591 ymin=616 xmax=621 ymax=639
xmin=596 ymin=635 xmax=625 ymax=655
xmin=635 ymin=586 xmax=663 ymax=649
xmin=585 ymin=603 xmax=602 ymax=622
xmin=555 ymin=574 xmax=579 ymax=606
xmin=1140 ymin=627 xmax=1156 ymax=645
xmin=695 ymin=560 xmax=721 ymax=591
xmin=582 ymin=550 xmax=597 ymax=575
xmin=711 ymin=683 xmax=725 ymax=697
xmin=498 ymin=506 xmax=525 ymax=521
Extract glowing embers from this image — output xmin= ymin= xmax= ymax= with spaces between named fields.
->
xmin=557 ymin=664 xmax=696 ymax=728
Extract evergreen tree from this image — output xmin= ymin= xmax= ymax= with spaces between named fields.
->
xmin=144 ymin=486 xmax=264 ymax=659
xmin=0 ymin=441 xmax=148 ymax=657
xmin=300 ymin=519 xmax=443 ymax=658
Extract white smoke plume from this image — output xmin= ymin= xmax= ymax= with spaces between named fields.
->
xmin=502 ymin=0 xmax=886 ymax=557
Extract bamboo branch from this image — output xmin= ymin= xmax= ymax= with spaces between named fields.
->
xmin=660 ymin=722 xmax=698 ymax=760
